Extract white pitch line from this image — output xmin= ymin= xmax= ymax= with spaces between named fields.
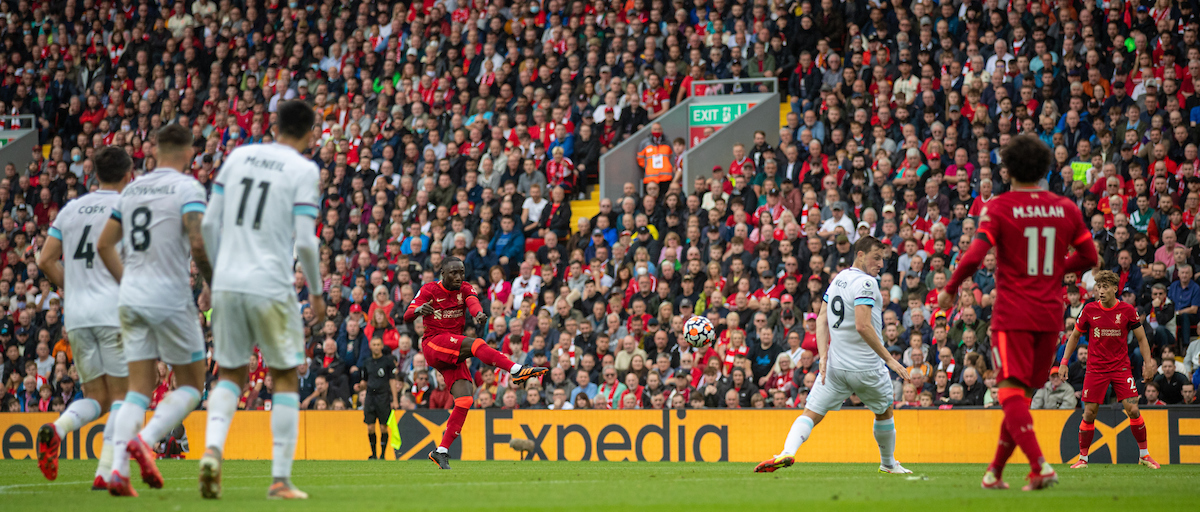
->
xmin=0 ymin=472 xmax=386 ymax=494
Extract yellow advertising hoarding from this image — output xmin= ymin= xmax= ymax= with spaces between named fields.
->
xmin=1 ymin=408 xmax=1196 ymax=464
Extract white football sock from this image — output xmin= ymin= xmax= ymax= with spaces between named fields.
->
xmin=874 ymin=418 xmax=897 ymax=467
xmin=54 ymin=398 xmax=102 ymax=438
xmin=111 ymin=392 xmax=149 ymax=478
xmin=436 ymin=446 xmax=449 ymax=454
xmin=95 ymin=400 xmax=122 ymax=479
xmin=510 ymin=363 xmax=523 ymax=373
xmin=781 ymin=415 xmax=815 ymax=456
xmin=205 ymin=380 xmax=241 ymax=451
xmin=139 ymin=386 xmax=201 ymax=444
xmin=1140 ymin=448 xmax=1150 ymax=457
xmin=271 ymin=393 xmax=300 ymax=479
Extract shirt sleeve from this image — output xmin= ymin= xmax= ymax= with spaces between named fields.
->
xmin=1126 ymin=306 xmax=1142 ymax=331
xmin=293 ymin=163 xmax=321 ymax=219
xmin=974 ymin=203 xmax=998 ymax=247
xmin=853 ymin=278 xmax=876 ymax=307
xmin=403 ymin=284 xmax=433 ymax=323
xmin=48 ymin=209 xmax=64 ymax=241
xmin=180 ymin=180 xmax=208 ymax=215
xmin=1074 ymin=304 xmax=1090 ymax=333
xmin=110 ymin=196 xmax=123 ymax=224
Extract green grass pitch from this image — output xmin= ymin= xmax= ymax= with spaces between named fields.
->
xmin=1 ymin=460 xmax=1196 ymax=511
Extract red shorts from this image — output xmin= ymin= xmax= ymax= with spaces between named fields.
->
xmin=421 ymin=333 xmax=473 ymax=386
xmin=1081 ymin=370 xmax=1139 ymax=403
xmin=992 ymin=330 xmax=1058 ymax=390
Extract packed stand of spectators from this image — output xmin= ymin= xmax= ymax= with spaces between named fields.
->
xmin=3 ymin=0 xmax=1200 ymax=415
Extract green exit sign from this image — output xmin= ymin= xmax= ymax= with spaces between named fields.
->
xmin=689 ymin=103 xmax=750 ymax=126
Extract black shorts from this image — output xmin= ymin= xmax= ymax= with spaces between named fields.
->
xmin=363 ymin=393 xmax=391 ymax=424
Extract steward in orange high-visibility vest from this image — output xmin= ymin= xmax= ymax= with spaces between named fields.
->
xmin=637 ymin=126 xmax=674 ymax=185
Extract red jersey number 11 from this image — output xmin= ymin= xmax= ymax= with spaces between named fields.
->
xmin=1023 ymin=226 xmax=1056 ymax=276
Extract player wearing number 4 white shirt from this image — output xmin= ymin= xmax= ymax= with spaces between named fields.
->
xmin=754 ymin=236 xmax=914 ymax=475
xmin=198 ymin=100 xmax=322 ymax=500
xmin=96 ymin=124 xmax=215 ymax=497
xmin=34 ymin=147 xmax=133 ymax=489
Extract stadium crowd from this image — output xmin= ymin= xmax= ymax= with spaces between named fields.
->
xmin=2 ymin=0 xmax=1200 ymax=418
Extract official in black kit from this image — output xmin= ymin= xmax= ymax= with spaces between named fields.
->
xmin=356 ymin=336 xmax=398 ymax=459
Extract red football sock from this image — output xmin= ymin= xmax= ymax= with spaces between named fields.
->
xmin=998 ymin=387 xmax=1044 ymax=473
xmin=471 ymin=338 xmax=516 ymax=372
xmin=1129 ymin=415 xmax=1148 ymax=451
xmin=1079 ymin=420 xmax=1095 ymax=457
xmin=439 ymin=396 xmax=474 ymax=450
xmin=988 ymin=420 xmax=1016 ymax=477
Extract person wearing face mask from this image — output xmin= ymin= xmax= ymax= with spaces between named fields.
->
xmin=68 ymin=148 xmax=86 ymax=178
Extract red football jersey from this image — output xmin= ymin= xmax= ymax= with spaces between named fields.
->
xmin=1073 ymin=301 xmax=1140 ymax=374
xmin=976 ymin=190 xmax=1091 ymax=332
xmin=404 ymin=281 xmax=484 ymax=342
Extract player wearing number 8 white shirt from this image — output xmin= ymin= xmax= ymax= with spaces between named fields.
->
xmin=34 ymin=147 xmax=133 ymax=488
xmin=198 ymin=100 xmax=323 ymax=500
xmin=754 ymin=236 xmax=913 ymax=475
xmin=97 ymin=124 xmax=215 ymax=497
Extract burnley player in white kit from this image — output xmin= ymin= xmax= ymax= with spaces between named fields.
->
xmin=96 ymin=124 xmax=215 ymax=497
xmin=755 ymin=236 xmax=913 ymax=474
xmin=34 ymin=147 xmax=133 ymax=488
xmin=198 ymin=101 xmax=323 ymax=500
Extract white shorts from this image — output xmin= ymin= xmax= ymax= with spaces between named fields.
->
xmin=211 ymin=291 xmax=304 ymax=370
xmin=70 ymin=326 xmax=127 ymax=383
xmin=119 ymin=305 xmax=205 ymax=366
xmin=805 ymin=366 xmax=894 ymax=415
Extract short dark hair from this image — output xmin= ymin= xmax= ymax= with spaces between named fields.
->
xmin=853 ymin=235 xmax=888 ymax=257
xmin=1000 ymin=134 xmax=1053 ymax=184
xmin=276 ymin=100 xmax=315 ymax=140
xmin=441 ymin=256 xmax=463 ymax=271
xmin=92 ymin=147 xmax=132 ymax=184
xmin=155 ymin=123 xmax=193 ymax=153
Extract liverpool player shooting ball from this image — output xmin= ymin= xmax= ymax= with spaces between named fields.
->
xmin=1060 ymin=270 xmax=1160 ymax=470
xmin=404 ymin=257 xmax=549 ymax=469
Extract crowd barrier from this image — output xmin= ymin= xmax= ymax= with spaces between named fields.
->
xmin=2 ymin=408 xmax=1197 ymax=464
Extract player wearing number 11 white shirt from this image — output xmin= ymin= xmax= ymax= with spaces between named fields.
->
xmin=754 ymin=236 xmax=913 ymax=475
xmin=198 ymin=100 xmax=323 ymax=500
xmin=96 ymin=124 xmax=214 ymax=497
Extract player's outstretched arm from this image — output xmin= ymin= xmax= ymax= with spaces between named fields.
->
xmin=37 ymin=235 xmax=64 ymax=289
xmin=200 ymin=185 xmax=225 ymax=265
xmin=856 ymin=304 xmax=909 ymax=381
xmin=940 ymin=235 xmax=992 ymax=309
xmin=403 ymin=289 xmax=435 ymax=322
xmin=294 ymin=214 xmax=325 ymax=324
xmin=97 ymin=218 xmax=124 ymax=283
xmin=183 ymin=211 xmax=214 ymax=285
xmin=1063 ymin=234 xmax=1100 ymax=276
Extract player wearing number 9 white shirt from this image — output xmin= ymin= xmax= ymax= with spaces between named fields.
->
xmin=754 ymin=236 xmax=913 ymax=475
xmin=34 ymin=147 xmax=133 ymax=488
xmin=197 ymin=100 xmax=323 ymax=500
xmin=96 ymin=124 xmax=215 ymax=497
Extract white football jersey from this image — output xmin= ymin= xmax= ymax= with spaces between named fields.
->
xmin=209 ymin=143 xmax=320 ymax=302
xmin=113 ymin=168 xmax=207 ymax=309
xmin=822 ymin=266 xmax=884 ymax=372
xmin=49 ymin=190 xmax=121 ymax=329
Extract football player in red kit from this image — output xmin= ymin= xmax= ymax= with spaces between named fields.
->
xmin=940 ymin=134 xmax=1098 ymax=491
xmin=1060 ymin=270 xmax=1159 ymax=469
xmin=404 ymin=257 xmax=548 ymax=469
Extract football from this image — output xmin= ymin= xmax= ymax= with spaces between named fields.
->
xmin=682 ymin=315 xmax=716 ymax=348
